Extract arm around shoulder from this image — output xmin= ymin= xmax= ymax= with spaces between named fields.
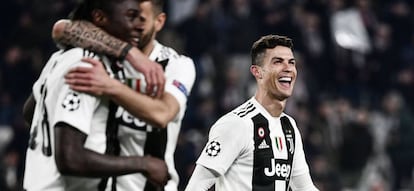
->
xmin=52 ymin=19 xmax=130 ymax=58
xmin=107 ymin=81 xmax=179 ymax=128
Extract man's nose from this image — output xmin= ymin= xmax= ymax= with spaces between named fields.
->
xmin=282 ymin=62 xmax=294 ymax=72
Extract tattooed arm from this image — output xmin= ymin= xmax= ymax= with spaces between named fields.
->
xmin=52 ymin=19 xmax=165 ymax=98
xmin=52 ymin=19 xmax=128 ymax=57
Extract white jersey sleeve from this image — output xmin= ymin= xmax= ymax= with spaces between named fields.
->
xmin=290 ymin=173 xmax=319 ymax=191
xmin=52 ymin=85 xmax=98 ymax=134
xmin=164 ymin=55 xmax=195 ymax=115
xmin=24 ymin=48 xmax=108 ymax=191
xmin=287 ymin=116 xmax=317 ymax=189
xmin=44 ymin=49 xmax=100 ymax=135
xmin=196 ymin=113 xmax=249 ymax=175
xmin=184 ymin=164 xmax=218 ymax=191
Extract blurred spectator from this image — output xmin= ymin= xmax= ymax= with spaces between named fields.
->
xmin=0 ymin=46 xmax=36 ymax=104
xmin=226 ymin=0 xmax=259 ymax=54
xmin=384 ymin=91 xmax=414 ymax=189
xmin=339 ymin=106 xmax=373 ymax=188
xmin=167 ymin=0 xmax=200 ymax=27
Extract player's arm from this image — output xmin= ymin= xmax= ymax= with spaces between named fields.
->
xmin=290 ymin=173 xmax=319 ymax=191
xmin=54 ymin=122 xmax=169 ymax=185
xmin=22 ymin=94 xmax=36 ymax=127
xmin=106 ymin=80 xmax=179 ymax=128
xmin=52 ymin=19 xmax=165 ymax=98
xmin=289 ymin=118 xmax=319 ymax=190
xmin=65 ymin=58 xmax=179 ymax=128
xmin=184 ymin=165 xmax=217 ymax=191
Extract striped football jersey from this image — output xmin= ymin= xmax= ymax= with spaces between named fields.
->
xmin=115 ymin=40 xmax=196 ymax=191
xmin=196 ymin=97 xmax=312 ymax=191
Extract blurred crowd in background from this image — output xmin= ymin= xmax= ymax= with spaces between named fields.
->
xmin=1 ymin=0 xmax=414 ymax=190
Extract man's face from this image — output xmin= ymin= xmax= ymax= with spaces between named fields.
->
xmin=258 ymin=46 xmax=297 ymax=101
xmin=102 ymin=0 xmax=141 ymax=47
xmin=136 ymin=1 xmax=159 ymax=50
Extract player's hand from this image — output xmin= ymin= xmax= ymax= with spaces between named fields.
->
xmin=65 ymin=58 xmax=116 ymax=96
xmin=126 ymin=48 xmax=165 ymax=98
xmin=142 ymin=155 xmax=169 ymax=187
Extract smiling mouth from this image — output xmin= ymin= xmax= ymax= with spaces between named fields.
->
xmin=278 ymin=77 xmax=292 ymax=83
xmin=278 ymin=77 xmax=292 ymax=88
xmin=131 ymin=38 xmax=139 ymax=46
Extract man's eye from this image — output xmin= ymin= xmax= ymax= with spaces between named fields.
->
xmin=127 ymin=12 xmax=139 ymax=21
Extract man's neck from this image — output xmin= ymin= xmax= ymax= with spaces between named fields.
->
xmin=142 ymin=40 xmax=155 ymax=56
xmin=254 ymin=91 xmax=286 ymax=117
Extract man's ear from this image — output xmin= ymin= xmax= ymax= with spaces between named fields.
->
xmin=91 ymin=9 xmax=107 ymax=26
xmin=154 ymin=13 xmax=166 ymax=32
xmin=250 ymin=65 xmax=262 ymax=79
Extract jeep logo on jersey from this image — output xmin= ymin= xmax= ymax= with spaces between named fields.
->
xmin=264 ymin=159 xmax=292 ymax=180
xmin=62 ymin=91 xmax=80 ymax=111
xmin=115 ymin=107 xmax=147 ymax=131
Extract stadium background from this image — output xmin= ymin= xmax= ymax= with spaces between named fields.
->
xmin=0 ymin=0 xmax=413 ymax=190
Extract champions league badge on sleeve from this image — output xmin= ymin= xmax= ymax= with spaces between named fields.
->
xmin=206 ymin=140 xmax=221 ymax=157
xmin=62 ymin=91 xmax=81 ymax=111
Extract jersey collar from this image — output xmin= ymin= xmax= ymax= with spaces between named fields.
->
xmin=250 ymin=96 xmax=286 ymax=119
xmin=148 ymin=40 xmax=161 ymax=61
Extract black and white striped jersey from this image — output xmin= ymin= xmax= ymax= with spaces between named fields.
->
xmin=115 ymin=41 xmax=196 ymax=191
xmin=23 ymin=48 xmax=116 ymax=191
xmin=196 ymin=97 xmax=312 ymax=191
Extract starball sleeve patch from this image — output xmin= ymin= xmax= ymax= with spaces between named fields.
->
xmin=61 ymin=91 xmax=81 ymax=111
xmin=206 ymin=140 xmax=221 ymax=157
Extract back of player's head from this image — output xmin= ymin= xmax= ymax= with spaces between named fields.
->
xmin=251 ymin=35 xmax=293 ymax=66
xmin=69 ymin=0 xmax=127 ymax=21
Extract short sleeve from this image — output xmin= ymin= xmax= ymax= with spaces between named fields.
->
xmin=164 ymin=56 xmax=196 ymax=110
xmin=289 ymin=117 xmax=311 ymax=177
xmin=51 ymin=57 xmax=99 ymax=135
xmin=196 ymin=113 xmax=249 ymax=175
xmin=52 ymin=87 xmax=97 ymax=135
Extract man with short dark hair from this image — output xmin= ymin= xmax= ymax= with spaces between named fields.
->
xmin=185 ymin=35 xmax=319 ymax=191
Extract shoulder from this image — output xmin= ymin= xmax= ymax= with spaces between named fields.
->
xmin=157 ymin=42 xmax=194 ymax=66
xmin=52 ymin=48 xmax=99 ymax=64
xmin=210 ymin=100 xmax=256 ymax=133
xmin=232 ymin=99 xmax=258 ymax=118
xmin=210 ymin=112 xmax=246 ymax=133
xmin=59 ymin=47 xmax=94 ymax=57
xmin=159 ymin=44 xmax=196 ymax=78
xmin=63 ymin=48 xmax=103 ymax=66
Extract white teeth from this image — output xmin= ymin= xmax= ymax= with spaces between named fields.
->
xmin=278 ymin=77 xmax=292 ymax=82
xmin=132 ymin=38 xmax=139 ymax=43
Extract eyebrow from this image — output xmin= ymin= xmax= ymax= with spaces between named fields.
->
xmin=271 ymin=57 xmax=296 ymax=62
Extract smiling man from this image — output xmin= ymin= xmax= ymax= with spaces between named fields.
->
xmin=185 ymin=35 xmax=319 ymax=191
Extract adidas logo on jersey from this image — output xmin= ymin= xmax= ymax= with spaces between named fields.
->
xmin=258 ymin=139 xmax=270 ymax=149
